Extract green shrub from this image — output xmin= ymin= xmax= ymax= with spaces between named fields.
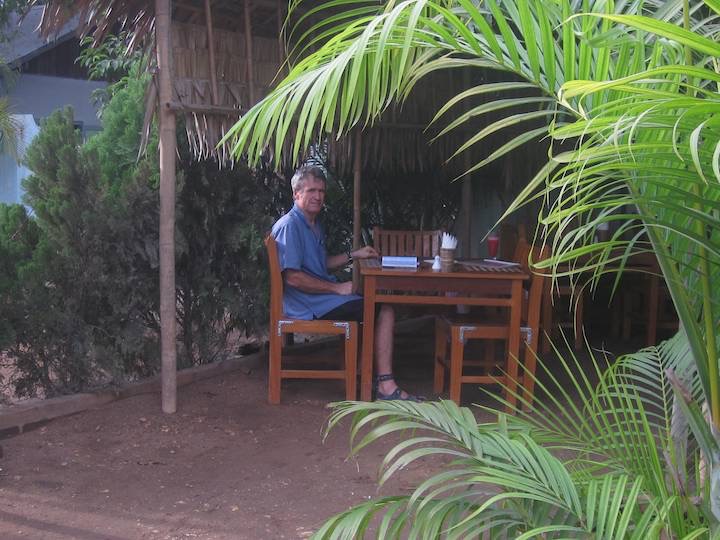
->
xmin=9 ymin=108 xmax=159 ymax=396
xmin=1 ymin=93 xmax=275 ymax=396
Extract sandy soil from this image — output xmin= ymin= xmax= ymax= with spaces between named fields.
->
xmin=0 ymin=310 xmax=644 ymax=540
xmin=0 ymin=325 xmax=498 ymax=540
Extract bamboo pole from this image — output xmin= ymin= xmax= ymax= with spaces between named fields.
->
xmin=460 ymin=69 xmax=472 ymax=257
xmin=204 ymin=0 xmax=219 ymax=105
xmin=156 ymin=0 xmax=177 ymax=414
xmin=244 ymin=0 xmax=256 ymax=104
xmin=461 ymin=154 xmax=472 ymax=257
xmin=352 ymin=131 xmax=362 ymax=289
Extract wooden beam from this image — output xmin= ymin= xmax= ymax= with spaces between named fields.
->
xmin=244 ymin=0 xmax=256 ymax=104
xmin=204 ymin=0 xmax=219 ymax=105
xmin=156 ymin=0 xmax=177 ymax=414
xmin=176 ymin=0 xmax=281 ymax=14
xmin=166 ymin=100 xmax=244 ymax=115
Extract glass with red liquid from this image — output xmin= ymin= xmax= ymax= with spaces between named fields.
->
xmin=487 ymin=234 xmax=500 ymax=259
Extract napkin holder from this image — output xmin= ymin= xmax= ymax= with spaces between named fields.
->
xmin=439 ymin=248 xmax=455 ymax=272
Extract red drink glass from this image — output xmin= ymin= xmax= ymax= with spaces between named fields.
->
xmin=487 ymin=235 xmax=499 ymax=259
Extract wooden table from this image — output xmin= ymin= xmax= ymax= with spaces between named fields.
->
xmin=359 ymin=259 xmax=529 ymax=401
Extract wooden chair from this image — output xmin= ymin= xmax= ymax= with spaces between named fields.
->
xmin=265 ymin=235 xmax=358 ymax=404
xmin=434 ymin=241 xmax=549 ymax=408
xmin=372 ymin=227 xmax=442 ymax=257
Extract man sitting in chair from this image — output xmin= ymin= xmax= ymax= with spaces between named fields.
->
xmin=271 ymin=165 xmax=422 ymax=401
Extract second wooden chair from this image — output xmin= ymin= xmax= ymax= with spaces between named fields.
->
xmin=434 ymin=241 xmax=549 ymax=408
xmin=372 ymin=227 xmax=442 ymax=257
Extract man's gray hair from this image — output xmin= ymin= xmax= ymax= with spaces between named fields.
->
xmin=291 ymin=165 xmax=326 ymax=194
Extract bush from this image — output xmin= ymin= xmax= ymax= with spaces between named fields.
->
xmin=1 ymin=91 xmax=276 ymax=396
xmin=174 ymin=151 xmax=276 ymax=367
xmin=5 ymin=108 xmax=159 ymax=396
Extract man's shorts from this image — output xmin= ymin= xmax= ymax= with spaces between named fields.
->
xmin=316 ymin=298 xmax=368 ymax=322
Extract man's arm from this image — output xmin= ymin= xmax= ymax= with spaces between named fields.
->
xmin=326 ymin=246 xmax=379 ymax=270
xmin=284 ymin=269 xmax=353 ymax=295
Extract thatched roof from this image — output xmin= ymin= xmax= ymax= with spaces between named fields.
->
xmin=36 ymin=0 xmax=504 ymax=179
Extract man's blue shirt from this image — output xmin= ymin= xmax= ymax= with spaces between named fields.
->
xmin=271 ymin=204 xmax=360 ymax=319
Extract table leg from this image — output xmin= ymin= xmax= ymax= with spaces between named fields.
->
xmin=506 ymin=280 xmax=522 ymax=410
xmin=360 ymin=275 xmax=377 ymax=401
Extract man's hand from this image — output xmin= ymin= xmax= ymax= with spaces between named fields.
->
xmin=335 ymin=281 xmax=354 ymax=295
xmin=351 ymin=246 xmax=379 ymax=260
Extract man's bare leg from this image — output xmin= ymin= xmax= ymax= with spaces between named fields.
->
xmin=374 ymin=305 xmax=412 ymax=398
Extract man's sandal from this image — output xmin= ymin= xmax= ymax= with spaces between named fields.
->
xmin=374 ymin=373 xmax=426 ymax=402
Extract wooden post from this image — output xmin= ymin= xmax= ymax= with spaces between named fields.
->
xmin=460 ymin=69 xmax=473 ymax=257
xmin=352 ymin=131 xmax=362 ymax=288
xmin=277 ymin=0 xmax=285 ymax=67
xmin=204 ymin=0 xmax=219 ymax=105
xmin=244 ymin=0 xmax=256 ymax=104
xmin=156 ymin=0 xmax=177 ymax=414
xmin=461 ymin=154 xmax=472 ymax=257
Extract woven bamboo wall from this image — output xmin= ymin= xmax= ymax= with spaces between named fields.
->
xmin=170 ymin=21 xmax=282 ymax=162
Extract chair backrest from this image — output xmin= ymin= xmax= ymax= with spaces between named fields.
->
xmin=265 ymin=235 xmax=284 ymax=322
xmin=513 ymin=237 xmax=531 ymax=266
xmin=372 ymin=227 xmax=442 ymax=257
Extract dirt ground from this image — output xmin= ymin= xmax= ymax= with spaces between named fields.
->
xmin=0 ymin=311 xmax=646 ymax=540
xmin=0 ymin=323 xmax=504 ymax=540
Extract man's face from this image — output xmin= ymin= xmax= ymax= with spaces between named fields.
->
xmin=294 ymin=176 xmax=326 ymax=218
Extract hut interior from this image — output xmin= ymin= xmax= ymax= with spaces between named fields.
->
xmin=36 ymin=0 xmax=548 ymax=410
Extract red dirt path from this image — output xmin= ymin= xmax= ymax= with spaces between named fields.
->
xmin=0 ymin=330 xmax=487 ymax=540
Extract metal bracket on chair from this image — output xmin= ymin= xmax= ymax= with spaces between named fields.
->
xmin=277 ymin=319 xmax=294 ymax=336
xmin=521 ymin=326 xmax=532 ymax=345
xmin=333 ymin=321 xmax=352 ymax=340
xmin=458 ymin=325 xmax=478 ymax=345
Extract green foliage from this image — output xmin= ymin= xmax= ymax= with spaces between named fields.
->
xmin=83 ymin=69 xmax=157 ymax=189
xmin=174 ymin=150 xmax=276 ymax=366
xmin=0 ymin=0 xmax=32 ymax=43
xmin=0 ymin=204 xmax=39 ymax=346
xmin=10 ymin=108 xmax=160 ymax=396
xmin=78 ymin=32 xmax=147 ymax=83
xmin=77 ymin=32 xmax=150 ymax=109
xmin=318 ymin=336 xmax=706 ymax=538
xmin=1 ymin=76 xmax=275 ymax=395
xmin=227 ymin=0 xmax=720 ymax=535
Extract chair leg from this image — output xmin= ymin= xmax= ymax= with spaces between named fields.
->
xmin=433 ymin=318 xmax=447 ymax=394
xmin=449 ymin=328 xmax=464 ymax=405
xmin=345 ymin=331 xmax=358 ymax=401
xmin=268 ymin=332 xmax=282 ymax=404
